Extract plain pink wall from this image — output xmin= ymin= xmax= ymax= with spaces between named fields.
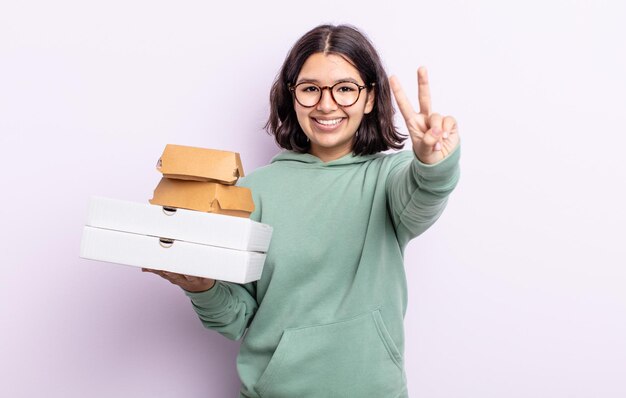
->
xmin=2 ymin=1 xmax=625 ymax=397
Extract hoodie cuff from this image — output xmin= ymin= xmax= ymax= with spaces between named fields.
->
xmin=414 ymin=144 xmax=461 ymax=181
xmin=183 ymin=280 xmax=222 ymax=305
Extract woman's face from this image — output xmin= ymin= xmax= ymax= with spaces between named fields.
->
xmin=294 ymin=52 xmax=375 ymax=162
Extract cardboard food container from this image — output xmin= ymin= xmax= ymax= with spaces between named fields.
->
xmin=149 ymin=178 xmax=254 ymax=218
xmin=157 ymin=144 xmax=244 ymax=185
xmin=85 ymin=196 xmax=272 ymax=252
xmin=80 ymin=226 xmax=266 ymax=283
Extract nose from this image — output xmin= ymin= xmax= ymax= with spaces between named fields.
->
xmin=316 ymin=87 xmax=338 ymax=112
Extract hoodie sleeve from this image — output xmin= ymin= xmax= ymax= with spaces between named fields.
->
xmin=184 ymin=281 xmax=258 ymax=340
xmin=181 ymin=174 xmax=260 ymax=341
xmin=385 ymin=146 xmax=461 ymax=248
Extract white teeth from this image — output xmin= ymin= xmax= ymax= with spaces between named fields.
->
xmin=315 ymin=118 xmax=342 ymax=126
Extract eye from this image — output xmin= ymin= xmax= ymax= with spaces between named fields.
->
xmin=298 ymin=84 xmax=320 ymax=93
xmin=335 ymin=83 xmax=358 ymax=92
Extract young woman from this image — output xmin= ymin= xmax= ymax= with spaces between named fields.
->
xmin=146 ymin=24 xmax=460 ymax=398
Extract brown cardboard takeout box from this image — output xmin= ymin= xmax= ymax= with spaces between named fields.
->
xmin=150 ymin=178 xmax=255 ymax=218
xmin=157 ymin=144 xmax=244 ymax=185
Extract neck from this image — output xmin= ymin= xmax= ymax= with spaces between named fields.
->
xmin=309 ymin=141 xmax=354 ymax=163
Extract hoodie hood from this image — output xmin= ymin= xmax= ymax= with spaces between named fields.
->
xmin=270 ymin=150 xmax=382 ymax=167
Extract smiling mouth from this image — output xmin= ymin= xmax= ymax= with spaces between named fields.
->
xmin=313 ymin=118 xmax=344 ymax=126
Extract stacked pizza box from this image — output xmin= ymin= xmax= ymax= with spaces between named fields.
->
xmin=80 ymin=144 xmax=272 ymax=283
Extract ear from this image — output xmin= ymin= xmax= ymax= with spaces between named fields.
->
xmin=364 ymin=87 xmax=375 ymax=114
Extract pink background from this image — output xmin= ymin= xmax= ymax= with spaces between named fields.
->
xmin=2 ymin=1 xmax=625 ymax=397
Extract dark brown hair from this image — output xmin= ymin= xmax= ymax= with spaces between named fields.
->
xmin=265 ymin=24 xmax=406 ymax=156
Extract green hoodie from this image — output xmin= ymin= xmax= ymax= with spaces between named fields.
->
xmin=185 ymin=146 xmax=460 ymax=398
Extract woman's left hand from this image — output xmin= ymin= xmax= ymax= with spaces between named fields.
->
xmin=390 ymin=67 xmax=460 ymax=164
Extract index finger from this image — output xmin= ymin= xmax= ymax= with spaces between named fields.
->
xmin=418 ymin=66 xmax=432 ymax=116
xmin=389 ymin=75 xmax=416 ymax=122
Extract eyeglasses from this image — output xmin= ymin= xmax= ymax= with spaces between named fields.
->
xmin=289 ymin=81 xmax=374 ymax=108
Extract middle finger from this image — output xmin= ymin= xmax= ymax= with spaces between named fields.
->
xmin=418 ymin=67 xmax=432 ymax=116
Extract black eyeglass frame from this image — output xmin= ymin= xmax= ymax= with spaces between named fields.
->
xmin=289 ymin=81 xmax=375 ymax=108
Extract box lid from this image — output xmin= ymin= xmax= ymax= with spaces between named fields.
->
xmin=157 ymin=144 xmax=244 ymax=185
xmin=86 ymin=196 xmax=272 ymax=252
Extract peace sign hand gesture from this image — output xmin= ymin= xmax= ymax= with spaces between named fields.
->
xmin=390 ymin=67 xmax=459 ymax=165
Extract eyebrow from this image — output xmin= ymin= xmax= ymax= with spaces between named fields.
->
xmin=295 ymin=77 xmax=361 ymax=85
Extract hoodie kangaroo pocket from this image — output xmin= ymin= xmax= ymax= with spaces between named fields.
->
xmin=255 ymin=309 xmax=405 ymax=398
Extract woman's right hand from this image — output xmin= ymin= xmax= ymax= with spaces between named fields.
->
xmin=390 ymin=67 xmax=460 ymax=165
xmin=142 ymin=268 xmax=216 ymax=293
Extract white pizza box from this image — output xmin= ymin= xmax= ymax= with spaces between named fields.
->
xmin=86 ymin=196 xmax=272 ymax=253
xmin=80 ymin=226 xmax=266 ymax=283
